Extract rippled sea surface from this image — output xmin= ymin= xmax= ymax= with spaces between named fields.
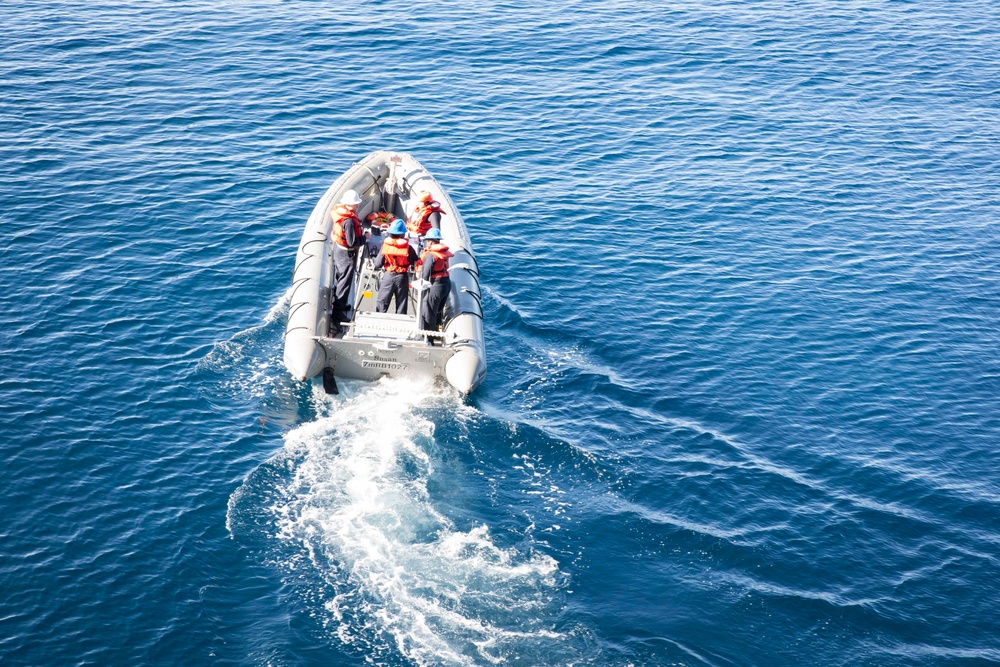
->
xmin=3 ymin=1 xmax=1000 ymax=665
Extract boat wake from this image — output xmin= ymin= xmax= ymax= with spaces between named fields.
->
xmin=227 ymin=375 xmax=580 ymax=665
xmin=197 ymin=286 xmax=293 ymax=402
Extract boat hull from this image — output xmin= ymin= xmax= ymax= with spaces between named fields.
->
xmin=282 ymin=151 xmax=486 ymax=394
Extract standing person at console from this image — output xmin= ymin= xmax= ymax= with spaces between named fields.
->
xmin=417 ymin=227 xmax=454 ymax=339
xmin=330 ymin=189 xmax=364 ymax=334
xmin=374 ymin=219 xmax=419 ymax=314
xmin=407 ymin=190 xmax=445 ymax=238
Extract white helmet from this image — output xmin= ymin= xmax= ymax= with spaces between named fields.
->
xmin=340 ymin=189 xmax=362 ymax=206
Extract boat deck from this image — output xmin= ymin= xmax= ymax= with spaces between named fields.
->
xmin=331 ymin=249 xmax=432 ymax=342
xmin=283 ymin=150 xmax=485 ymax=393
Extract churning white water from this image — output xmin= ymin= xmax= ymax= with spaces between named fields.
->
xmin=232 ymin=378 xmax=573 ymax=665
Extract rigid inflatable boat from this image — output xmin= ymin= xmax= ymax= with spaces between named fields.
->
xmin=283 ymin=151 xmax=486 ymax=394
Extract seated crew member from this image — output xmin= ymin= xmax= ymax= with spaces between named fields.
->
xmin=330 ymin=189 xmax=364 ymax=333
xmin=417 ymin=227 xmax=454 ymax=338
xmin=374 ymin=218 xmax=419 ymax=314
xmin=406 ymin=190 xmax=445 ymax=237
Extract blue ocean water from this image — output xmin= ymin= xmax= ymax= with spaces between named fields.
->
xmin=3 ymin=1 xmax=1000 ymax=665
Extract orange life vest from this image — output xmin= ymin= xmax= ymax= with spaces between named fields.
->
xmin=407 ymin=201 xmax=445 ymax=235
xmin=419 ymin=243 xmax=454 ymax=280
xmin=331 ymin=205 xmax=361 ymax=248
xmin=366 ymin=211 xmax=394 ymax=227
xmin=381 ymin=237 xmax=412 ymax=273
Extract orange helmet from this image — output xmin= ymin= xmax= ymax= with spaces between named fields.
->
xmin=419 ymin=190 xmax=434 ymax=203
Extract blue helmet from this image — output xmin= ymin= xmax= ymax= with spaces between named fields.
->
xmin=424 ymin=227 xmax=442 ymax=240
xmin=388 ymin=218 xmax=407 ymax=235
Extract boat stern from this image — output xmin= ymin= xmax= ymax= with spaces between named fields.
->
xmin=445 ymin=347 xmax=487 ymax=395
xmin=283 ymin=331 xmax=326 ymax=381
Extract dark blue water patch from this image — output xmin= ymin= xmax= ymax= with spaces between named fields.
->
xmin=481 ymin=261 xmax=1000 ymax=664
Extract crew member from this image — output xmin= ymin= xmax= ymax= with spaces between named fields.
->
xmin=406 ymin=190 xmax=445 ymax=237
xmin=374 ymin=218 xmax=419 ymax=314
xmin=330 ymin=189 xmax=364 ymax=334
xmin=417 ymin=227 xmax=454 ymax=337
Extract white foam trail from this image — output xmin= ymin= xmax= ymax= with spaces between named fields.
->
xmin=264 ymin=284 xmax=293 ymax=325
xmin=268 ymin=379 xmax=567 ymax=666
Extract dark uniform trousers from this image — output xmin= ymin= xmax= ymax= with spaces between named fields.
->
xmin=332 ymin=244 xmax=356 ymax=326
xmin=419 ymin=277 xmax=451 ymax=332
xmin=376 ymin=272 xmax=409 ymax=314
